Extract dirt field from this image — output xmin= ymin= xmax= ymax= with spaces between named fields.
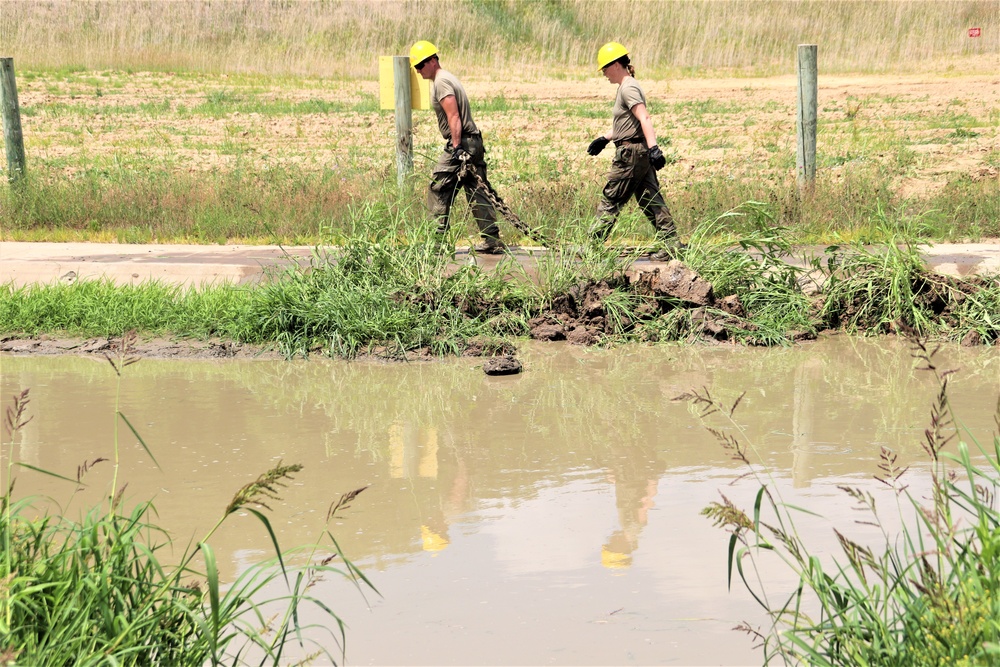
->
xmin=17 ymin=71 xmax=999 ymax=196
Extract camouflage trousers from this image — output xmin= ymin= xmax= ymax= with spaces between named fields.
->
xmin=589 ymin=142 xmax=677 ymax=243
xmin=427 ymin=134 xmax=500 ymax=241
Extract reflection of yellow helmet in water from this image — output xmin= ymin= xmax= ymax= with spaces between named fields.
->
xmin=596 ymin=41 xmax=629 ymax=71
xmin=421 ymin=525 xmax=450 ymax=553
xmin=601 ymin=546 xmax=632 ymax=570
xmin=410 ymin=40 xmax=439 ymax=68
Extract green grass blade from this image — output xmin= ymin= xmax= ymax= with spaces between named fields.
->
xmin=118 ymin=411 xmax=160 ymax=470
xmin=13 ymin=462 xmax=79 ymax=485
xmin=200 ymin=541 xmax=221 ymax=658
xmin=243 ymin=507 xmax=289 ymax=586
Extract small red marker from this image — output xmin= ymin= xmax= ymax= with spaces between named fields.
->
xmin=968 ymin=27 xmax=981 ymax=38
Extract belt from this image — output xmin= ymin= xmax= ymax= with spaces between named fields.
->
xmin=447 ymin=132 xmax=482 ymax=145
xmin=614 ymin=137 xmax=646 ymax=147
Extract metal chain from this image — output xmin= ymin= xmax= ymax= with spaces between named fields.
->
xmin=458 ymin=155 xmax=551 ymax=247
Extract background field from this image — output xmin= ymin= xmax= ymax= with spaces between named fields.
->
xmin=3 ymin=0 xmax=996 ymax=77
xmin=0 ymin=0 xmax=997 ymax=245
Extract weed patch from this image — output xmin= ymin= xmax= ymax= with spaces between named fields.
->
xmin=691 ymin=339 xmax=1000 ymax=665
xmin=2 ymin=204 xmax=998 ymax=357
xmin=1 ymin=334 xmax=376 ymax=664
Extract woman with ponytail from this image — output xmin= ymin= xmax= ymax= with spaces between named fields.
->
xmin=586 ymin=42 xmax=682 ymax=260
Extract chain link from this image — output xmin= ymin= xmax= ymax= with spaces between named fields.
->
xmin=458 ymin=155 xmax=551 ymax=247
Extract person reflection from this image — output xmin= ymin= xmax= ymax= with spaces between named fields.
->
xmin=791 ymin=356 xmax=824 ymax=488
xmin=601 ymin=443 xmax=665 ymax=571
xmin=388 ymin=421 xmax=469 ymax=556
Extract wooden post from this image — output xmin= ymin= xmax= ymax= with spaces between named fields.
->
xmin=1 ymin=57 xmax=26 ymax=183
xmin=393 ymin=55 xmax=413 ymax=188
xmin=796 ymin=44 xmax=817 ymax=193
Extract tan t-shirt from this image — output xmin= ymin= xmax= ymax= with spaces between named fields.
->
xmin=431 ymin=69 xmax=480 ymax=141
xmin=610 ymin=76 xmax=645 ymax=142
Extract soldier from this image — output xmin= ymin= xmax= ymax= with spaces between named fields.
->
xmin=587 ymin=42 xmax=682 ymax=260
xmin=410 ymin=40 xmax=507 ymax=254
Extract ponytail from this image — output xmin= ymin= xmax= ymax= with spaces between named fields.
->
xmin=616 ymin=55 xmax=635 ymax=78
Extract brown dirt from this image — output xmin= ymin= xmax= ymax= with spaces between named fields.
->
xmin=0 ymin=335 xmax=285 ymax=360
xmin=0 ymin=333 xmax=520 ymax=361
xmin=16 ymin=72 xmax=999 ymax=195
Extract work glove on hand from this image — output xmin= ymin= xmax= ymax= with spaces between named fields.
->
xmin=649 ymin=145 xmax=667 ymax=170
xmin=449 ymin=145 xmax=471 ymax=163
xmin=587 ymin=136 xmax=610 ymax=156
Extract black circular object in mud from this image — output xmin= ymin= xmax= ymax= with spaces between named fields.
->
xmin=482 ymin=356 xmax=522 ymax=376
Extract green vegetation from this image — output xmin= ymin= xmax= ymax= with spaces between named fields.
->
xmin=7 ymin=159 xmax=995 ymax=246
xmin=2 ymin=206 xmax=998 ymax=356
xmin=2 ymin=61 xmax=996 ymax=245
xmin=1 ymin=335 xmax=375 ymax=664
xmin=695 ymin=339 xmax=1000 ymax=665
xmin=0 ymin=3 xmax=995 ymax=246
xmin=2 ymin=1 xmax=994 ymax=77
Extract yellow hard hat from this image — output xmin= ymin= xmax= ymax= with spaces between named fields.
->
xmin=601 ymin=546 xmax=632 ymax=569
xmin=410 ymin=40 xmax=438 ymax=68
xmin=421 ymin=524 xmax=450 ymax=553
xmin=597 ymin=41 xmax=629 ymax=71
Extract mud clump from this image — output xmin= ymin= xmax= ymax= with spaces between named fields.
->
xmin=461 ymin=337 xmax=518 ymax=357
xmin=483 ymin=355 xmax=522 ymax=376
xmin=528 ymin=322 xmax=567 ymax=341
xmin=529 ymin=263 xmax=737 ymax=345
xmin=632 ymin=260 xmax=714 ymax=306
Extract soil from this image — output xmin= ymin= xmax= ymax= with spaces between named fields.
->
xmin=0 ymin=333 xmax=521 ymax=361
xmin=15 ymin=72 xmax=999 ymax=196
xmin=525 ymin=259 xmax=1000 ymax=347
xmin=3 ymin=252 xmax=997 ymax=361
xmin=5 ymin=72 xmax=998 ymax=358
xmin=0 ymin=335 xmax=285 ymax=360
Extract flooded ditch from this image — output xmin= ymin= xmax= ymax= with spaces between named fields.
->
xmin=2 ymin=337 xmax=998 ymax=665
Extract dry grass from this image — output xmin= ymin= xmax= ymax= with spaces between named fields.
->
xmin=1 ymin=0 xmax=996 ymax=78
xmin=4 ymin=67 xmax=996 ymax=243
xmin=1 ymin=2 xmax=996 ymax=244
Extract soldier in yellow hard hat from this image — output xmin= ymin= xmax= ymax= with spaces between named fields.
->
xmin=409 ymin=40 xmax=507 ymax=254
xmin=600 ymin=433 xmax=664 ymax=572
xmin=587 ymin=42 xmax=682 ymax=261
xmin=421 ymin=524 xmax=451 ymax=553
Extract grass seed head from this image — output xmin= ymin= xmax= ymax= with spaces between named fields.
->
xmin=225 ymin=462 xmax=304 ymax=515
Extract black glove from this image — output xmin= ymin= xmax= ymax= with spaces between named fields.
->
xmin=449 ymin=145 xmax=471 ymax=164
xmin=587 ymin=136 xmax=610 ymax=156
xmin=649 ymin=145 xmax=666 ymax=170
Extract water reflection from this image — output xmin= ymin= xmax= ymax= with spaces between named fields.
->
xmin=1 ymin=338 xmax=997 ymax=665
xmin=601 ymin=439 xmax=664 ymax=571
xmin=387 ymin=422 xmax=470 ymax=555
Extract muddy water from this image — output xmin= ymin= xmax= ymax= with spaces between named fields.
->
xmin=2 ymin=337 xmax=998 ymax=665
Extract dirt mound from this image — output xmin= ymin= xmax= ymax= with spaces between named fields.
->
xmin=528 ymin=262 xmax=758 ymax=345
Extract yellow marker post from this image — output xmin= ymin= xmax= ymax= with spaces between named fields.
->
xmin=379 ymin=56 xmax=430 ymax=188
xmin=378 ymin=56 xmax=430 ymax=111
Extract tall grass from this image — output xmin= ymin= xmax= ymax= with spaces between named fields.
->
xmin=2 ymin=207 xmax=999 ymax=353
xmin=0 ymin=164 xmax=371 ymax=245
xmin=693 ymin=339 xmax=1000 ymax=665
xmin=3 ymin=163 xmax=997 ymax=246
xmin=1 ymin=335 xmax=376 ymax=664
xmin=2 ymin=1 xmax=995 ymax=77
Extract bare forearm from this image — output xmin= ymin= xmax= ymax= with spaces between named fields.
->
xmin=632 ymin=103 xmax=658 ymax=147
xmin=448 ymin=116 xmax=463 ymax=148
xmin=638 ymin=116 xmax=657 ymax=147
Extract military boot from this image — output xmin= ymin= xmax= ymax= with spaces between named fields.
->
xmin=647 ymin=205 xmax=680 ymax=261
xmin=649 ymin=237 xmax=686 ymax=262
xmin=473 ymin=236 xmax=508 ymax=254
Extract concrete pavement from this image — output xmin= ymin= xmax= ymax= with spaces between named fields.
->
xmin=1 ymin=241 xmax=999 ymax=288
